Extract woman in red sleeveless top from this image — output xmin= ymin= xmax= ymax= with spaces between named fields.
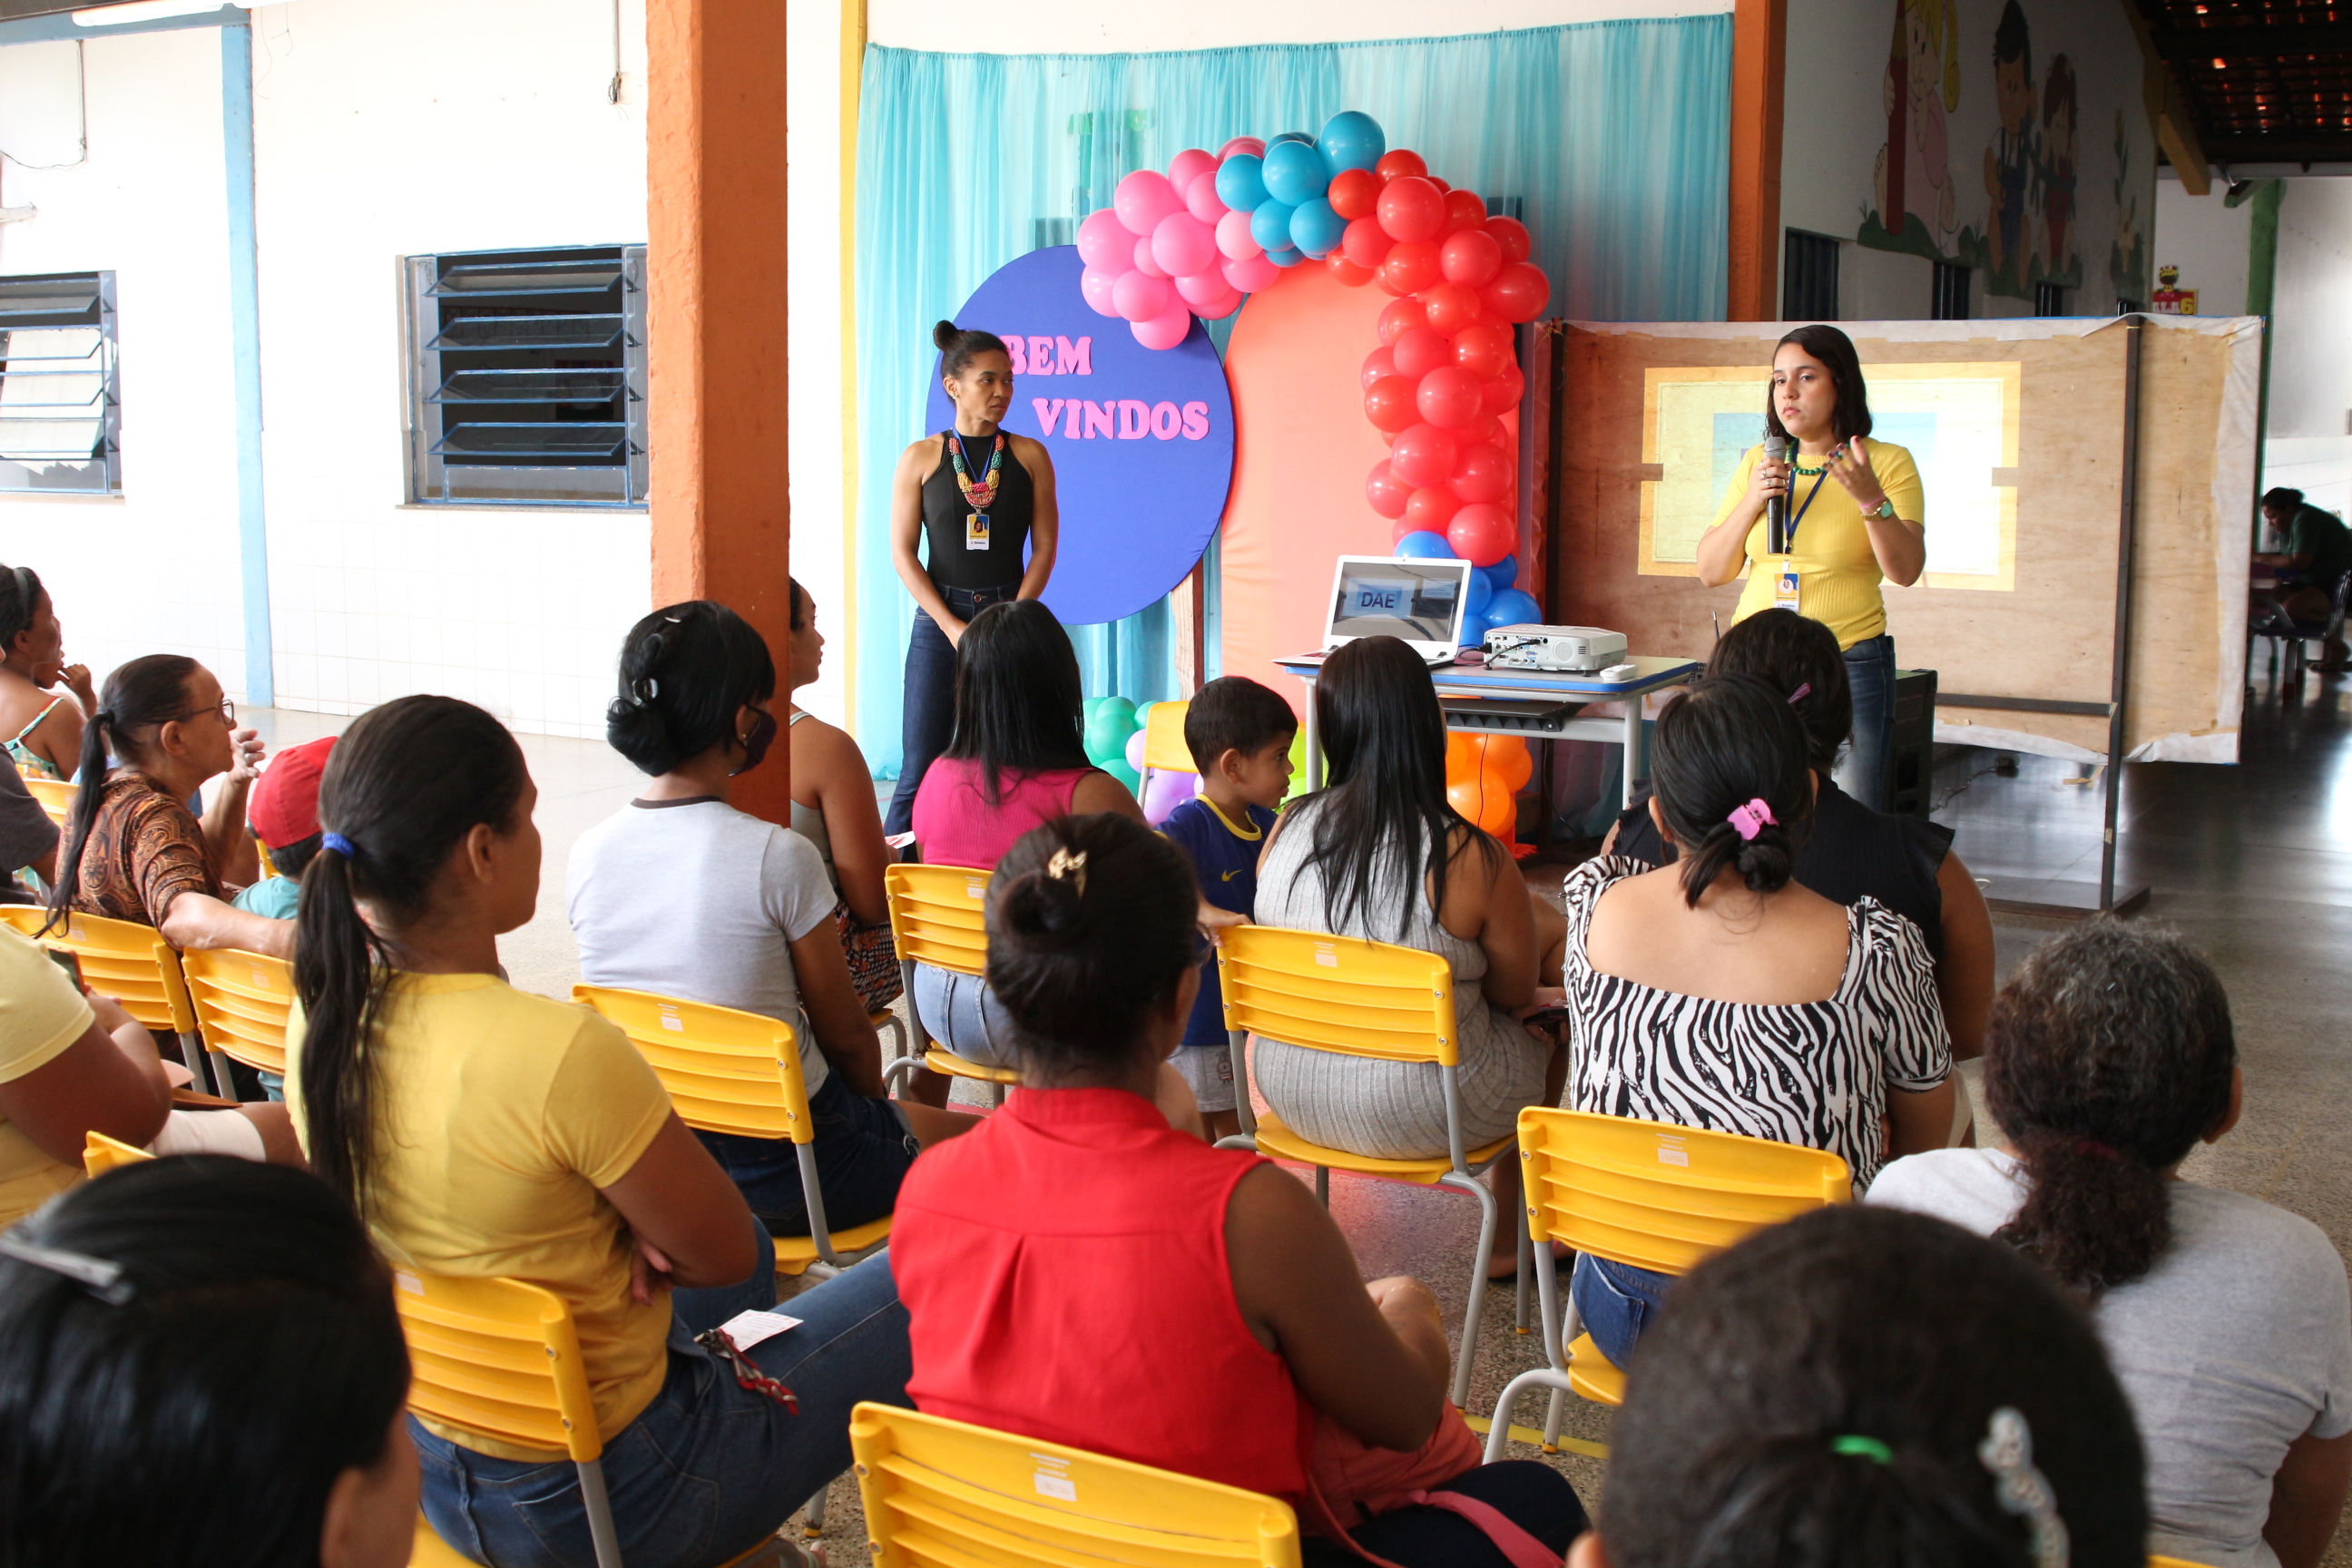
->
xmin=890 ymin=813 xmax=1587 ymax=1567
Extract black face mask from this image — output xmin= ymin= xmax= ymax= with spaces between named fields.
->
xmin=731 ymin=708 xmax=779 ymax=776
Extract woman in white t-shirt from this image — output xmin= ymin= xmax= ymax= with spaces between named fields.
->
xmin=1870 ymin=920 xmax=2352 ymax=1568
xmin=569 ymin=602 xmax=976 ymax=1240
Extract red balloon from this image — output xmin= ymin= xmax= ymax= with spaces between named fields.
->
xmin=1462 ymin=411 xmax=1503 ymax=447
xmin=1450 ymin=442 xmax=1513 ymax=504
xmin=1366 ymin=459 xmax=1411 ymax=520
xmin=1390 ymin=424 xmax=1461 ymax=488
xmin=1481 ymin=261 xmax=1551 ymax=324
xmin=1341 ymin=216 xmax=1390 ymax=271
xmin=1483 ymin=364 xmax=1526 ymax=413
xmin=1427 ymin=175 xmax=1451 ymax=193
xmin=1377 ymin=298 xmax=1427 ymax=346
xmin=1377 ymin=177 xmax=1446 ymax=244
xmin=1378 ymin=240 xmax=1442 ymax=297
xmin=1422 ymin=282 xmax=1482 ymax=334
xmin=1360 ymin=345 xmax=1398 ymax=389
xmin=1363 ymin=375 xmax=1420 ymax=434
xmin=1443 ymin=189 xmax=1488 ymax=234
xmin=1486 ymin=215 xmax=1532 ymax=264
xmin=1440 ymin=229 xmax=1503 ymax=289
xmin=1405 ymin=485 xmax=1463 ymax=531
xmin=1446 ymin=503 xmax=1515 ymax=567
xmin=1416 ymin=366 xmax=1483 ymax=429
xmin=1375 ymin=149 xmax=1426 ymax=182
xmin=1452 ymin=318 xmax=1514 ymax=380
xmin=1391 ymin=326 xmax=1451 ymax=380
xmin=1327 ymin=252 xmax=1375 ymax=288
xmin=1328 ymin=166 xmax=1381 ymax=220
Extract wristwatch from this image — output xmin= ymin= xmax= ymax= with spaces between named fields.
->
xmin=1864 ymin=496 xmax=1896 ymax=521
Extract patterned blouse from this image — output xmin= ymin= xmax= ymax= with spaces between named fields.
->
xmin=1560 ymin=857 xmax=1950 ymax=1191
xmin=72 ymin=771 xmax=219 ymax=928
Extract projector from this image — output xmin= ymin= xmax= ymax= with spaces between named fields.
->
xmin=1482 ymin=624 xmax=1630 ymax=674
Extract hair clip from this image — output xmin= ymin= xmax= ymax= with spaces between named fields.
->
xmin=1831 ymin=1434 xmax=1893 ymax=1465
xmin=1727 ymin=798 xmax=1777 ymax=841
xmin=1978 ymin=1406 xmax=2069 ymax=1568
xmin=0 ymin=1233 xmax=134 ymax=1306
xmin=1044 ymin=848 xmax=1088 ymax=896
xmin=1786 ymin=682 xmax=1812 ymax=705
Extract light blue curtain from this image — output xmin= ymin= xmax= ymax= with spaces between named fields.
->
xmin=854 ymin=16 xmax=1732 ymax=774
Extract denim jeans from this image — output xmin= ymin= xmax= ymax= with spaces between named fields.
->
xmin=1835 ymin=633 xmax=1896 ymax=812
xmin=908 ymin=962 xmax=1020 ymax=1068
xmin=412 ymin=1230 xmax=910 ymax=1568
xmin=884 ymin=582 xmax=1019 ymax=836
xmin=1571 ymin=1252 xmax=1672 ymax=1370
xmin=698 ymin=1071 xmax=920 ymax=1236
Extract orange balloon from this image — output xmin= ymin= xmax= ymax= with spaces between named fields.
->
xmin=1479 ymin=734 xmax=1534 ymax=790
xmin=1447 ymin=767 xmax=1517 ymax=839
xmin=1328 ymin=166 xmax=1382 ymax=220
xmin=1446 ymin=731 xmax=1483 ymax=780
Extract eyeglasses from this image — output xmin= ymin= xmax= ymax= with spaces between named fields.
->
xmin=173 ymin=697 xmax=235 ymax=728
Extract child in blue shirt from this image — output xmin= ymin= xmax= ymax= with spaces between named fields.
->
xmin=1158 ymin=677 xmax=1297 ymax=1142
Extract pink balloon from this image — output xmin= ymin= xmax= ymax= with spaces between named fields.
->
xmin=1133 ymin=235 xmax=1171 ymax=280
xmin=1152 ymin=212 xmax=1219 ymax=279
xmin=1218 ymin=136 xmax=1267 ymax=161
xmin=1077 ymin=208 xmax=1131 ymax=271
xmin=1169 ymin=147 xmax=1218 ymax=193
xmin=1185 ymin=172 xmax=1228 ymax=225
xmin=1080 ymin=265 xmax=1122 ymax=318
xmin=1112 ymin=270 xmax=1171 ymax=323
xmin=1216 ymin=209 xmax=1263 ymax=261
xmin=1222 ymin=252 xmax=1280 ymax=293
xmin=1196 ymin=284 xmax=1246 ymax=320
xmin=1174 ymin=268 xmax=1230 ymax=308
xmin=1142 ymin=766 xmax=1198 ymax=826
xmin=1114 ymin=170 xmax=1184 ymax=237
xmin=1132 ymin=296 xmax=1192 ymax=350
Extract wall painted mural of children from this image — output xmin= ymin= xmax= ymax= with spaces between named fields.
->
xmin=1874 ymin=0 xmax=1960 ymax=247
xmin=1983 ymin=0 xmax=2038 ymax=287
xmin=2041 ymin=53 xmax=2078 ymax=281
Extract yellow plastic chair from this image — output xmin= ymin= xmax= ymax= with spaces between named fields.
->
xmin=1139 ymin=697 xmax=1196 ymax=790
xmin=1483 ymin=1105 xmax=1850 ymax=1461
xmin=1214 ymin=924 xmax=1516 ymax=1408
xmin=83 ymin=1129 xmax=152 ymax=1176
xmin=180 ymin=947 xmax=294 ymax=1102
xmin=2148 ymin=1558 xmax=2212 ymax=1567
xmin=0 ymin=906 xmax=214 ymax=1094
xmin=850 ymin=1402 xmax=1302 ymax=1568
xmin=252 ymin=838 xmax=280 ymax=880
xmin=881 ymin=864 xmax=1020 ymax=1106
xmin=24 ymin=776 xmax=74 ymax=830
xmin=573 ymin=984 xmax=892 ymax=1278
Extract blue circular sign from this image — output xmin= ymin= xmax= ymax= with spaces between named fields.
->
xmin=926 ymin=247 xmax=1234 ymax=626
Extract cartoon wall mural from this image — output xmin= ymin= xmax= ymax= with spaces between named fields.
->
xmin=2041 ymin=54 xmax=2078 ymax=283
xmin=1875 ymin=0 xmax=1962 ymax=253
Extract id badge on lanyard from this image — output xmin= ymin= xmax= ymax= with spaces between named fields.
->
xmin=965 ymin=511 xmax=991 ymax=551
xmin=1772 ymin=470 xmax=1829 ymax=614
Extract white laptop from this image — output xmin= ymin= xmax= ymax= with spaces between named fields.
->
xmin=1311 ymin=554 xmax=1475 ymax=668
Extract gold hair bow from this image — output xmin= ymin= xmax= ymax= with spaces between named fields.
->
xmin=1044 ymin=848 xmax=1088 ymax=896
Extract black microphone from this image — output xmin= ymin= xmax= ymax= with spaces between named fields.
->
xmin=1764 ymin=431 xmax=1788 ymax=556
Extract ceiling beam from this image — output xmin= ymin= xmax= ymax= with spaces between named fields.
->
xmin=2116 ymin=0 xmax=2211 ymax=193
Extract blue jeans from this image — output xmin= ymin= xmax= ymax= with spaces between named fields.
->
xmin=698 ymin=1071 xmax=919 ymax=1236
xmin=884 ymin=583 xmax=1018 ymax=836
xmin=1571 ymin=1253 xmax=1671 ymax=1370
xmin=1835 ymin=633 xmax=1896 ymax=812
xmin=909 ymin=962 xmax=1021 ymax=1068
xmin=412 ymin=1230 xmax=910 ymax=1568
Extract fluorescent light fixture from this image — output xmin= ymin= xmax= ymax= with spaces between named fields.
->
xmin=71 ymin=0 xmax=238 ymax=26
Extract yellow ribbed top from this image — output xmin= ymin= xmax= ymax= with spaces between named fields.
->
xmin=1723 ymin=440 xmax=1925 ymax=649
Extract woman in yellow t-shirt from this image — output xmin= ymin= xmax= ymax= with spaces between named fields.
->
xmin=285 ymin=694 xmax=911 ymax=1568
xmin=1694 ymin=324 xmax=1926 ymax=810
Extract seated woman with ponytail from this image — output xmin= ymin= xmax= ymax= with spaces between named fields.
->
xmin=1560 ymin=671 xmax=1952 ymax=1364
xmin=49 ymin=653 xmax=289 ymax=958
xmin=286 ymin=694 xmax=912 ymax=1568
xmin=892 ymin=813 xmax=1589 ymax=1568
xmin=1870 ymin=922 xmax=2352 ymax=1568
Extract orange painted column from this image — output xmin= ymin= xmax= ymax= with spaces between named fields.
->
xmin=1727 ymin=0 xmax=1788 ymax=322
xmin=646 ymin=0 xmax=795 ymax=823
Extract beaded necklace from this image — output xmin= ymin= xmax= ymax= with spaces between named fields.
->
xmin=947 ymin=429 xmax=1006 ymax=511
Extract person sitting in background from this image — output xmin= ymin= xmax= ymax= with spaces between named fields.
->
xmin=1159 ymin=675 xmax=1297 ymax=1144
xmin=48 ymin=655 xmax=289 ymax=958
xmin=1575 ymin=1204 xmax=2148 ymax=1568
xmin=1870 ymin=920 xmax=2352 ymax=1568
xmin=0 ymin=1158 xmax=416 ymax=1568
xmin=570 ymin=602 xmax=975 ymax=1242
xmin=891 ymin=813 xmax=1588 ymax=1567
xmin=783 ymin=577 xmax=903 ymax=1014
xmin=2254 ymin=486 xmax=2352 ymax=670
xmin=1561 ymin=672 xmax=1953 ymax=1365
xmin=1607 ymin=608 xmax=1994 ymax=1062
xmin=233 ymin=735 xmax=336 ymax=922
xmin=0 ymin=760 xmax=58 ymax=897
xmin=0 ymin=564 xmax=91 ymax=781
xmin=289 ymin=692 xmax=911 ymax=1568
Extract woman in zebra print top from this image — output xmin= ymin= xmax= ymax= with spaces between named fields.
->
xmin=1563 ymin=673 xmax=1954 ymax=1367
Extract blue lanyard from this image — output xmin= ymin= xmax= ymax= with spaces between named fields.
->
xmin=1785 ymin=469 xmax=1830 ymax=554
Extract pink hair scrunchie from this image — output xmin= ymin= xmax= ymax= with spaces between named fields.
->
xmin=1727 ymin=798 xmax=1777 ymax=841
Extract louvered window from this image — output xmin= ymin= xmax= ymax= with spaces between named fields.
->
xmin=0 ymin=271 xmax=118 ymax=495
xmin=403 ymin=245 xmax=647 ymax=506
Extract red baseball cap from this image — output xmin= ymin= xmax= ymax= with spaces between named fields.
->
xmin=246 ymin=735 xmax=337 ymax=850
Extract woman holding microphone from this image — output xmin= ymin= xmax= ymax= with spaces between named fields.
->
xmin=884 ymin=322 xmax=1060 ymax=837
xmin=1695 ymin=325 xmax=1925 ymax=809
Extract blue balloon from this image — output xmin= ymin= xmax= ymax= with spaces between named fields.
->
xmin=1260 ymin=138 xmax=1330 ymax=206
xmin=1250 ymin=198 xmax=1297 ymax=253
xmin=1458 ymin=569 xmax=1494 ymax=642
xmin=1214 ymin=153 xmax=1268 ymax=214
xmin=1264 ymin=245 xmax=1306 ymax=269
xmin=1395 ymin=530 xmax=1456 ymax=560
xmin=1268 ymin=131 xmax=1315 ymax=147
xmin=1484 ymin=588 xmax=1544 ymax=632
xmin=1318 ymin=110 xmax=1387 ymax=175
xmin=1483 ymin=557 xmax=1521 ymax=593
xmin=1288 ymin=197 xmax=1346 ymax=259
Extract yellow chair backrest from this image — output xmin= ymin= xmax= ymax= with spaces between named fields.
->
xmin=253 ymin=838 xmax=280 ymax=880
xmin=1215 ymin=925 xmax=1458 ymax=1068
xmin=0 ymin=906 xmax=195 ymax=1034
xmin=1142 ymin=699 xmax=1195 ymax=775
xmin=573 ymin=985 xmax=810 ymax=1144
xmin=181 ymin=947 xmax=295 ymax=1079
xmin=83 ymin=1130 xmax=152 ymax=1176
xmin=24 ymin=776 xmax=74 ymax=830
xmin=850 ymin=1402 xmax=1302 ymax=1568
xmin=1518 ymin=1106 xmax=1850 ymax=1277
xmin=885 ymin=863 xmax=990 ymax=979
xmin=392 ymin=1267 xmax=604 ymax=1464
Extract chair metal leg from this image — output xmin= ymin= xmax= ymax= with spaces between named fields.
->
xmin=1482 ymin=1367 xmax=1576 ymax=1465
xmin=206 ymin=1049 xmax=241 ymax=1102
xmin=1514 ymin=1221 xmax=1532 ymax=1334
xmin=176 ymin=1032 xmax=210 ymax=1093
xmin=1314 ymin=1166 xmax=1328 ymax=1206
xmin=574 ymin=1457 xmax=626 ymax=1568
xmin=1227 ymin=1028 xmax=1257 ymax=1136
xmin=1438 ymin=1169 xmax=1499 ymax=1409
xmin=802 ymin=1475 xmax=831 ymax=1538
xmin=1540 ymin=1284 xmax=1586 ymax=1453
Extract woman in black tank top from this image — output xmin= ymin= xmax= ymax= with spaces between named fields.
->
xmin=883 ymin=322 xmax=1060 ymax=837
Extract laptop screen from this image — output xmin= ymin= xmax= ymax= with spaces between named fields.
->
xmin=1328 ymin=557 xmax=1469 ymax=646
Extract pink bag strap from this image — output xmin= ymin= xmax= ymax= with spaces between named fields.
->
xmin=1397 ymin=1488 xmax=1563 ymax=1568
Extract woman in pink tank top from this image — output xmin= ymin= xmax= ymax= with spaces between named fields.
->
xmin=890 ymin=814 xmax=1587 ymax=1567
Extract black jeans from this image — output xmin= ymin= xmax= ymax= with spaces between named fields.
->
xmin=884 ymin=582 xmax=1017 ymax=836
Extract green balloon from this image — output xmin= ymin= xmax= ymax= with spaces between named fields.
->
xmin=1101 ymin=756 xmax=1142 ymax=794
xmin=1281 ymin=725 xmax=1313 ymax=808
xmin=1083 ymin=696 xmax=1138 ymax=763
